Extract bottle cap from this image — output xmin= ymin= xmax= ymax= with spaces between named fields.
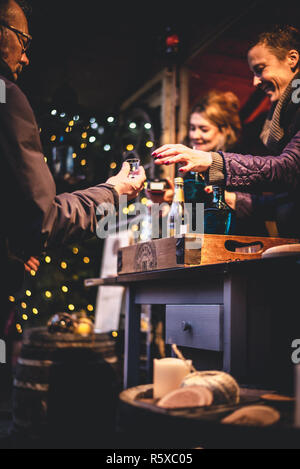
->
xmin=174 ymin=177 xmax=184 ymax=184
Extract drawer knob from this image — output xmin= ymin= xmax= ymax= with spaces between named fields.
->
xmin=181 ymin=321 xmax=192 ymax=332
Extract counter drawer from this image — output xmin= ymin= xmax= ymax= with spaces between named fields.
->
xmin=165 ymin=304 xmax=224 ymax=351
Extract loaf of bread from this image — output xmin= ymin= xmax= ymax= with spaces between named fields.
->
xmin=157 ymin=385 xmax=213 ymax=409
xmin=181 ymin=370 xmax=240 ymax=405
xmin=221 ymin=405 xmax=280 ymax=426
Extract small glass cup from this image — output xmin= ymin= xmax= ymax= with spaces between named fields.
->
xmin=126 ymin=158 xmax=140 ymax=178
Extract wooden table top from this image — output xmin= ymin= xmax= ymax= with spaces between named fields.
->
xmin=85 ymin=253 xmax=300 ymax=287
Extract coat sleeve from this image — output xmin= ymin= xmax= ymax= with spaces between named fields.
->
xmin=234 ymin=190 xmax=292 ymax=222
xmin=0 ymin=79 xmax=118 ymax=259
xmin=221 ymin=129 xmax=300 ymax=193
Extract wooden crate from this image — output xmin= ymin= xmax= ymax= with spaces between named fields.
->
xmin=117 ymin=234 xmax=299 ymax=275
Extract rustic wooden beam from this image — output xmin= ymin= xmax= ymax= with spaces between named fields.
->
xmin=178 ymin=66 xmax=190 ymax=145
xmin=160 ymin=66 xmax=177 ymax=179
xmin=120 ymin=71 xmax=164 ymax=112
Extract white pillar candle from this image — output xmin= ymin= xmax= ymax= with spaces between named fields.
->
xmin=153 ymin=357 xmax=192 ymax=399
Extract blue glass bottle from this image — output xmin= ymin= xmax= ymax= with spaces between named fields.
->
xmin=204 ymin=186 xmax=233 ymax=235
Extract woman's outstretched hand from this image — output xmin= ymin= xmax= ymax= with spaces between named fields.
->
xmin=153 ymin=144 xmax=212 ymax=173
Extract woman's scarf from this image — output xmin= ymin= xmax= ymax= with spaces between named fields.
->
xmin=260 ymin=72 xmax=300 ymax=154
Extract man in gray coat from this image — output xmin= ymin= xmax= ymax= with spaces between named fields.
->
xmin=0 ymin=0 xmax=145 ymax=314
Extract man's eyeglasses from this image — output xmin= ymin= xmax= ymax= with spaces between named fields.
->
xmin=0 ymin=21 xmax=32 ymax=55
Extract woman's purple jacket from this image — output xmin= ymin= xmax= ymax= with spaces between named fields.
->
xmin=219 ymin=129 xmax=300 ymax=236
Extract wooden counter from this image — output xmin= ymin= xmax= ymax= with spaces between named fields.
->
xmin=86 ymin=255 xmax=300 ymax=391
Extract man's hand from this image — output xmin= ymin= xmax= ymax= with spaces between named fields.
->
xmin=106 ymin=162 xmax=146 ymax=200
xmin=24 ymin=256 xmax=40 ymax=273
xmin=153 ymin=144 xmax=212 ymax=173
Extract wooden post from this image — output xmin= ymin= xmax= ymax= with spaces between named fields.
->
xmin=123 ymin=287 xmax=141 ymax=388
xmin=120 ymin=71 xmax=164 ymax=112
xmin=177 ymin=66 xmax=190 ymax=145
xmin=160 ymin=66 xmax=177 ymax=180
xmin=223 ymin=272 xmax=247 ymax=382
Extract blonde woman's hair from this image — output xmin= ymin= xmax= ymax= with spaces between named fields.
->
xmin=189 ymin=90 xmax=242 ymax=150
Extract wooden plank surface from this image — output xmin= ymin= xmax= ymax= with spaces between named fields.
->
xmin=85 ymin=254 xmax=300 ymax=287
xmin=117 ymin=234 xmax=299 ymax=275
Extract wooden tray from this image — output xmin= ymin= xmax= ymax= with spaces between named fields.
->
xmin=119 ymin=384 xmax=294 ymax=421
xmin=118 ymin=385 xmax=299 ymax=448
xmin=117 ymin=234 xmax=299 ymax=274
xmin=119 ymin=384 xmax=295 ymax=421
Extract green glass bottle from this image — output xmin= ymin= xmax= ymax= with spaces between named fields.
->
xmin=204 ymin=186 xmax=232 ymax=235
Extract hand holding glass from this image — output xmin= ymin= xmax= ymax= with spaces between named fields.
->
xmin=127 ymin=158 xmax=140 ymax=179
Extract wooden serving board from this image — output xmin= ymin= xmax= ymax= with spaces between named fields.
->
xmin=119 ymin=384 xmax=276 ymax=420
xmin=117 ymin=234 xmax=299 ymax=275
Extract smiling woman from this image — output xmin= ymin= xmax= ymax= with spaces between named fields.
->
xmin=154 ymin=24 xmax=300 ymax=238
xmin=188 ymin=90 xmax=242 ymax=152
xmin=248 ymin=25 xmax=300 ymax=152
xmin=248 ymin=34 xmax=299 ymax=102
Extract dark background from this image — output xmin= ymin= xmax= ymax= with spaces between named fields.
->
xmin=18 ymin=0 xmax=300 ymax=116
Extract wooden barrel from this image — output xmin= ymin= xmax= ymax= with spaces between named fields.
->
xmin=11 ymin=327 xmax=122 ymax=448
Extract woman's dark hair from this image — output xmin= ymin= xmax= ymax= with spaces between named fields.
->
xmin=253 ymin=24 xmax=300 ymax=61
